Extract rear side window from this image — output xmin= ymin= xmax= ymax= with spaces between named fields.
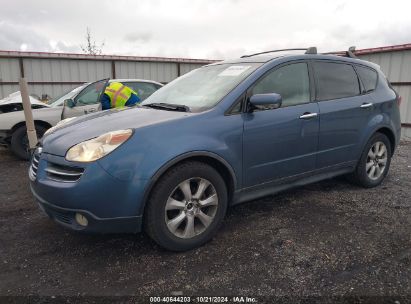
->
xmin=356 ymin=66 xmax=378 ymax=93
xmin=252 ymin=62 xmax=310 ymax=107
xmin=314 ymin=62 xmax=360 ymax=100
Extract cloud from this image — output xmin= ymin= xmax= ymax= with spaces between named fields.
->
xmin=334 ymin=2 xmax=347 ymax=12
xmin=0 ymin=21 xmax=80 ymax=52
xmin=0 ymin=22 xmax=47 ymax=50
xmin=0 ymin=0 xmax=410 ymax=59
xmin=124 ymin=32 xmax=153 ymax=43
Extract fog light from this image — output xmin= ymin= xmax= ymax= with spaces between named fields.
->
xmin=75 ymin=213 xmax=88 ymax=227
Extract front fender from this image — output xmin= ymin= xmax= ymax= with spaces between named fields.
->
xmin=0 ymin=107 xmax=62 ymax=131
xmin=139 ymin=150 xmax=238 ymax=214
xmin=97 ymin=111 xmax=244 ymax=215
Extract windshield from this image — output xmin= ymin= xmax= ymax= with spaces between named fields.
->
xmin=47 ymin=84 xmax=88 ymax=107
xmin=142 ymin=63 xmax=261 ymax=111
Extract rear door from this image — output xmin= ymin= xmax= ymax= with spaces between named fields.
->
xmin=62 ymin=79 xmax=108 ymax=118
xmin=313 ymin=61 xmax=376 ymax=168
xmin=242 ymin=61 xmax=319 ymax=187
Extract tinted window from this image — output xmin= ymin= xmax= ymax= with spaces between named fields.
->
xmin=314 ymin=62 xmax=360 ymax=100
xmin=356 ymin=66 xmax=378 ymax=93
xmin=252 ymin=62 xmax=310 ymax=107
xmin=123 ymin=82 xmax=161 ymax=101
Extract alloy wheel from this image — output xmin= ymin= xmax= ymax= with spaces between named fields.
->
xmin=165 ymin=177 xmax=219 ymax=239
xmin=366 ymin=141 xmax=388 ymax=180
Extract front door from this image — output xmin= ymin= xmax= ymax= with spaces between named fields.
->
xmin=243 ymin=62 xmax=319 ymax=188
xmin=62 ymin=79 xmax=108 ymax=119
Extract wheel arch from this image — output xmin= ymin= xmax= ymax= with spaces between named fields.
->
xmin=141 ymin=151 xmax=237 ymax=215
xmin=11 ymin=120 xmax=52 ymax=133
xmin=375 ymin=127 xmax=396 ymax=154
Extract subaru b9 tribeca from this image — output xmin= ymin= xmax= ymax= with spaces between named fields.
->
xmin=29 ymin=48 xmax=401 ymax=251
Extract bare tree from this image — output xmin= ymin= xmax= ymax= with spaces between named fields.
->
xmin=80 ymin=27 xmax=105 ymax=55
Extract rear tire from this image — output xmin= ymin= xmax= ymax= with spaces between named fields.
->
xmin=144 ymin=161 xmax=228 ymax=251
xmin=10 ymin=125 xmax=47 ymax=160
xmin=349 ymin=132 xmax=392 ymax=188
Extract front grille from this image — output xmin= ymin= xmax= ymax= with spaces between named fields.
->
xmin=45 ymin=162 xmax=84 ymax=182
xmin=29 ymin=153 xmax=40 ymax=181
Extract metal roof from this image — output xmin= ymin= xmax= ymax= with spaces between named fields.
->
xmin=339 ymin=43 xmax=411 ymax=56
xmin=2 ymin=43 xmax=410 ymax=63
xmin=0 ymin=50 xmax=218 ymax=64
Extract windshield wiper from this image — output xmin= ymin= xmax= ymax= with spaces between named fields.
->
xmin=143 ymin=103 xmax=190 ymax=112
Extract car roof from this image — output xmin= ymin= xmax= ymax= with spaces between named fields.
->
xmin=110 ymin=79 xmax=164 ymax=86
xmin=209 ymin=53 xmax=380 ymax=70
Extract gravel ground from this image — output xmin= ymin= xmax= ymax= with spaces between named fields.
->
xmin=0 ymin=143 xmax=410 ymax=299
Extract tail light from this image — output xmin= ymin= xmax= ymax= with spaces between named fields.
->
xmin=397 ymin=95 xmax=402 ymax=106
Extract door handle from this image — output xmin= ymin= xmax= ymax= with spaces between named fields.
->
xmin=299 ymin=112 xmax=318 ymax=119
xmin=360 ymin=102 xmax=373 ymax=109
xmin=84 ymin=108 xmax=97 ymax=114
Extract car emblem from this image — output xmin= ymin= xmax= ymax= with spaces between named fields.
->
xmin=35 ymin=147 xmax=43 ymax=155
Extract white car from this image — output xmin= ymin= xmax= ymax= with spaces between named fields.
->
xmin=0 ymin=91 xmax=49 ymax=113
xmin=0 ymin=78 xmax=163 ymax=159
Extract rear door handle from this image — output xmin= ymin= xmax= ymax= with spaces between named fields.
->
xmin=299 ymin=112 xmax=318 ymax=119
xmin=360 ymin=102 xmax=373 ymax=109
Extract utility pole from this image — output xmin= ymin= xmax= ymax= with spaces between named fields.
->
xmin=19 ymin=78 xmax=38 ymax=151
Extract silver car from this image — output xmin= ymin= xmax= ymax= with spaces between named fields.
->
xmin=0 ymin=78 xmax=163 ymax=159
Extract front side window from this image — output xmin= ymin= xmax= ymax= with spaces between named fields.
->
xmin=142 ymin=63 xmax=261 ymax=111
xmin=47 ymin=84 xmax=87 ymax=107
xmin=356 ymin=65 xmax=378 ymax=93
xmin=314 ymin=62 xmax=360 ymax=100
xmin=74 ymin=79 xmax=107 ymax=106
xmin=252 ymin=62 xmax=310 ymax=107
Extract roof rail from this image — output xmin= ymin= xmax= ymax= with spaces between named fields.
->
xmin=323 ymin=46 xmax=359 ymax=58
xmin=346 ymin=46 xmax=357 ymax=58
xmin=240 ymin=47 xmax=317 ymax=58
xmin=305 ymin=47 xmax=317 ymax=54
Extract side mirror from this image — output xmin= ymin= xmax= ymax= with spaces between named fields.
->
xmin=64 ymin=99 xmax=75 ymax=108
xmin=249 ymin=93 xmax=282 ymax=112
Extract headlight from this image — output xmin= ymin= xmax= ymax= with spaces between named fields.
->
xmin=44 ymin=117 xmax=77 ymax=136
xmin=66 ymin=129 xmax=133 ymax=162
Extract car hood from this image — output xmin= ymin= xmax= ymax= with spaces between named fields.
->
xmin=41 ymin=106 xmax=191 ymax=156
xmin=0 ymin=91 xmax=48 ymax=107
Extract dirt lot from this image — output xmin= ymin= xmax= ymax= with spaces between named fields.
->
xmin=0 ymin=143 xmax=411 ymax=299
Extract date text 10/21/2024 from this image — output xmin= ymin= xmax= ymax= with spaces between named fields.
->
xmin=149 ymin=296 xmax=258 ymax=303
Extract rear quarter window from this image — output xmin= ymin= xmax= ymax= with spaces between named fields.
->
xmin=314 ymin=62 xmax=360 ymax=101
xmin=356 ymin=65 xmax=378 ymax=93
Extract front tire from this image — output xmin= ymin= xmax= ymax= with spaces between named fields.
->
xmin=145 ymin=161 xmax=228 ymax=251
xmin=350 ymin=132 xmax=392 ymax=188
xmin=10 ymin=125 xmax=47 ymax=160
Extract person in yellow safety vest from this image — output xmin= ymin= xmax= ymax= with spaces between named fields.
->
xmin=100 ymin=82 xmax=140 ymax=110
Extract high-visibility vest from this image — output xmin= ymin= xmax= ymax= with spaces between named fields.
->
xmin=104 ymin=82 xmax=138 ymax=108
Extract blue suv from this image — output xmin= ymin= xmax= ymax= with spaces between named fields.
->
xmin=29 ymin=47 xmax=401 ymax=251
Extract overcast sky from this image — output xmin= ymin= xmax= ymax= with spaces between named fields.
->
xmin=0 ymin=0 xmax=410 ymax=59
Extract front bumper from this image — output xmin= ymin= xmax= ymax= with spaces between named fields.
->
xmin=29 ymin=151 xmax=148 ymax=233
xmin=32 ymin=185 xmax=142 ymax=233
xmin=0 ymin=130 xmax=11 ymax=146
